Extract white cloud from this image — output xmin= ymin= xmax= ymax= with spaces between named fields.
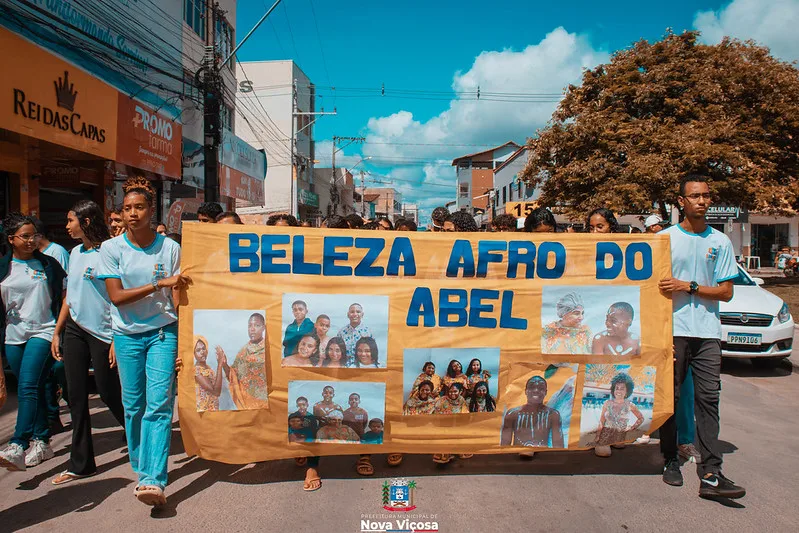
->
xmin=694 ymin=0 xmax=799 ymax=62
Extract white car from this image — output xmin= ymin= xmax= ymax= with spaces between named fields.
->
xmin=720 ymin=266 xmax=794 ymax=365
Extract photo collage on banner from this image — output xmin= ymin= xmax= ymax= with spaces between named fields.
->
xmin=192 ymin=309 xmax=269 ymax=412
xmin=288 ymin=381 xmax=387 ymax=444
xmin=541 ymin=285 xmax=642 ymax=356
xmin=280 ymin=293 xmax=390 ymax=369
xmin=578 ymin=364 xmax=656 ymax=447
xmin=402 ymin=347 xmax=501 ymax=415
xmin=500 ymin=364 xmax=579 ymax=449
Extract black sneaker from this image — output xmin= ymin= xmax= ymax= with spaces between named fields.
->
xmin=662 ymin=458 xmax=683 ymax=486
xmin=699 ymin=472 xmax=746 ymax=499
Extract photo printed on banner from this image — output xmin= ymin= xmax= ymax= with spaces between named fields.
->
xmin=500 ymin=364 xmax=578 ymax=449
xmin=578 ymin=364 xmax=655 ymax=447
xmin=402 ymin=347 xmax=500 ymax=415
xmin=541 ymin=286 xmax=641 ymax=356
xmin=288 ymin=381 xmax=387 ymax=444
xmin=281 ymin=293 xmax=389 ymax=368
xmin=193 ymin=309 xmax=269 ymax=411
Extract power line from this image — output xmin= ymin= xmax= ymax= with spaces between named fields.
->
xmin=280 ymin=1 xmax=302 ymax=66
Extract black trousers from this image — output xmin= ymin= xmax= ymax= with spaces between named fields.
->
xmin=62 ymin=316 xmax=125 ymax=474
xmin=660 ymin=337 xmax=723 ymax=477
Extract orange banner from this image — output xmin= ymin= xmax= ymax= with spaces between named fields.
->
xmin=0 ymin=28 xmax=117 ymax=159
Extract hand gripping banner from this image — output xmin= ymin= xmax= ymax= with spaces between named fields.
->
xmin=178 ymin=224 xmax=673 ymax=463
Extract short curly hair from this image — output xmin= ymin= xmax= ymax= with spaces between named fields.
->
xmin=610 ymin=372 xmax=635 ymax=399
xmin=122 ymin=176 xmax=156 ymax=206
xmin=450 ymin=211 xmax=478 ymax=232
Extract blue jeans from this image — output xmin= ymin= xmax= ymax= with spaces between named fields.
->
xmin=676 ymin=366 xmax=696 ymax=445
xmin=114 ymin=324 xmax=177 ymax=489
xmin=5 ymin=338 xmax=54 ymax=448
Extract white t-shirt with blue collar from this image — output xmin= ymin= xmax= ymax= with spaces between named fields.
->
xmin=662 ymin=224 xmax=738 ymax=339
xmin=1 ymin=258 xmax=56 ymax=344
xmin=67 ymin=244 xmax=113 ymax=344
xmin=42 ymin=242 xmax=70 ymax=271
xmin=97 ymin=233 xmax=181 ymax=335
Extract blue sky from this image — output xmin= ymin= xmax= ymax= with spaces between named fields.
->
xmin=236 ymin=0 xmax=799 ymax=224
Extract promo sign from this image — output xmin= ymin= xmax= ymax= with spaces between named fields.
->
xmin=116 ymin=95 xmax=182 ymax=179
xmin=0 ymin=28 xmax=117 ymax=159
xmin=178 ymin=226 xmax=673 ymax=463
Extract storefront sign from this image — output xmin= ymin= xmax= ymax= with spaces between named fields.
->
xmin=178 ymin=227 xmax=674 ymax=462
xmin=116 ymin=95 xmax=182 ymax=179
xmin=220 ymin=165 xmax=265 ymax=205
xmin=40 ymin=163 xmax=102 ymax=188
xmin=706 ymin=206 xmax=739 ymax=223
xmin=298 ymin=188 xmax=319 ymax=207
xmin=221 ymin=128 xmax=267 ymax=181
xmin=0 ymin=28 xmax=117 ymax=159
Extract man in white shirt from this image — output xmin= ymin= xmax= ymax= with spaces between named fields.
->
xmin=658 ymin=174 xmax=745 ymax=500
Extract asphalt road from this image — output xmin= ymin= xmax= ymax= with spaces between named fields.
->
xmin=1 ymin=329 xmax=798 ymax=532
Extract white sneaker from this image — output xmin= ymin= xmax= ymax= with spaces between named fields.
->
xmin=25 ymin=439 xmax=54 ymax=467
xmin=594 ymin=445 xmax=612 ymax=457
xmin=635 ymin=435 xmax=651 ymax=444
xmin=0 ymin=443 xmax=27 ymax=471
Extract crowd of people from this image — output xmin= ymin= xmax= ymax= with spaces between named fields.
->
xmin=0 ymin=172 xmax=745 ymax=506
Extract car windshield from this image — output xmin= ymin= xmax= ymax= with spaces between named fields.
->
xmin=732 ymin=266 xmax=756 ymax=286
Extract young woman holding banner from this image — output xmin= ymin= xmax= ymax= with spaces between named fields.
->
xmin=50 ymin=200 xmax=126 ymax=486
xmin=98 ymin=177 xmax=190 ymax=507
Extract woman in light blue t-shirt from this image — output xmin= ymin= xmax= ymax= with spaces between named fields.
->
xmin=50 ymin=200 xmax=125 ymax=486
xmin=98 ymin=177 xmax=191 ymax=507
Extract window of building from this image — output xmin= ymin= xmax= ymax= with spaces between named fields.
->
xmin=185 ymin=0 xmax=206 ymax=37
xmin=472 ymin=161 xmax=492 ymax=170
xmin=502 ymin=186 xmax=507 ymax=204
xmin=459 ymin=183 xmax=469 ymax=199
xmin=215 ymin=16 xmax=234 ymax=70
xmin=509 ymin=185 xmax=514 ymax=202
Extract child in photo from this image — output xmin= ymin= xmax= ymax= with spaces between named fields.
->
xmin=322 ymin=337 xmax=347 ymax=368
xmin=336 ymin=303 xmax=373 ymax=367
xmin=407 ymin=361 xmax=441 ymax=402
xmin=343 ymin=393 xmax=369 ymax=437
xmin=441 ymin=360 xmax=468 ymax=394
xmin=315 ymin=410 xmax=360 ymax=443
xmin=313 ymin=386 xmax=344 ymax=426
xmin=591 ymin=302 xmax=641 ymax=356
xmin=289 ymin=396 xmax=318 ymax=438
xmin=354 ymin=337 xmax=380 ymax=368
xmin=282 ymin=333 xmax=319 ymax=367
xmin=465 ymin=358 xmax=491 ymax=397
xmin=314 ymin=314 xmax=332 ymax=359
xmin=216 ymin=313 xmax=269 ymax=409
xmin=283 ymin=300 xmax=314 ymax=357
xmin=361 ymin=419 xmax=384 ymax=444
xmin=469 ymin=381 xmax=496 ymax=413
xmin=194 ymin=336 xmax=225 ymax=412
xmin=541 ymin=292 xmax=592 ymax=354
xmin=288 ymin=413 xmax=314 ymax=443
xmin=433 ymin=383 xmax=468 ymax=414
xmin=593 ymin=373 xmax=645 ymax=447
xmin=403 ymin=380 xmax=437 ymax=415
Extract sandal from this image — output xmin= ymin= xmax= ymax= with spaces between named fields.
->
xmin=432 ymin=453 xmax=452 ymax=464
xmin=356 ymin=456 xmax=374 ymax=476
xmin=52 ymin=470 xmax=96 ymax=486
xmin=134 ymin=485 xmax=166 ymax=507
xmin=458 ymin=454 xmax=474 ymax=460
xmin=386 ymin=453 xmax=403 ymax=467
xmin=519 ymin=451 xmax=536 ymax=460
xmin=295 ymin=457 xmax=308 ymax=467
xmin=303 ymin=468 xmax=322 ymax=492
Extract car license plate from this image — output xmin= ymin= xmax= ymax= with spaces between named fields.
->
xmin=727 ymin=333 xmax=762 ymax=345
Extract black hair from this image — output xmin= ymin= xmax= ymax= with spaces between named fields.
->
xmin=368 ymin=418 xmax=383 ymax=428
xmin=291 ymin=300 xmax=307 ymax=309
xmin=323 ymin=336 xmax=348 ymax=367
xmin=266 ymin=213 xmax=299 ymax=226
xmin=526 ymin=375 xmax=547 ymax=389
xmin=198 ymin=202 xmax=223 ymax=220
xmin=679 ymin=173 xmax=710 ymax=196
xmin=396 ymin=219 xmax=418 ymax=231
xmin=166 ymin=232 xmax=182 ymax=245
xmin=288 ymin=413 xmax=303 ymax=421
xmin=422 ymin=361 xmax=435 ymax=372
xmin=354 ymin=336 xmax=380 ymax=368
xmin=315 ymin=314 xmax=330 ymax=322
xmin=216 ymin=211 xmax=243 ymax=224
xmin=450 ymin=211 xmax=478 ymax=232
xmin=345 ymin=214 xmax=364 ymax=229
xmin=469 ymin=381 xmax=496 ymax=412
xmin=417 ymin=379 xmax=435 ymax=393
xmin=431 ymin=206 xmax=449 ymax=224
xmin=375 ymin=217 xmax=394 ymax=230
xmin=111 ymin=205 xmax=123 ymax=215
xmin=524 ymin=207 xmax=557 ymax=232
xmin=296 ymin=396 xmax=309 ymax=404
xmin=349 ymin=392 xmax=361 ymax=400
xmin=155 ymin=221 xmax=167 ymax=228
xmin=465 ymin=358 xmax=482 ymax=377
xmin=610 ymin=373 xmax=635 ymax=399
xmin=586 ymin=208 xmax=619 ymax=233
xmin=3 ymin=212 xmax=35 ymax=250
xmin=609 ymin=301 xmax=635 ymax=320
xmin=298 ymin=332 xmax=321 ymax=366
xmin=362 ymin=221 xmax=380 ymax=230
xmin=123 ymin=176 xmax=157 ymax=207
xmin=445 ymin=382 xmax=463 ymax=394
xmin=492 ymin=213 xmax=517 ymax=231
xmin=71 ymin=199 xmax=111 ymax=248
xmin=322 ymin=215 xmax=349 ymax=229
xmin=249 ymin=312 xmax=266 ymax=325
xmin=446 ymin=359 xmax=463 ymax=378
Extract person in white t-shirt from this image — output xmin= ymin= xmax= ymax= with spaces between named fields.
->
xmin=0 ymin=213 xmax=66 ymax=472
xmin=657 ymin=174 xmax=745 ymax=500
xmin=50 ymin=200 xmax=125 ymax=486
xmin=98 ymin=177 xmax=191 ymax=507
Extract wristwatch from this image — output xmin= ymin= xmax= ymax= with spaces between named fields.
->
xmin=688 ymin=281 xmax=699 ymax=294
xmin=152 ymin=278 xmax=160 ymax=291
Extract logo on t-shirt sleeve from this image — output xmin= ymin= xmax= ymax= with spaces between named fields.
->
xmin=706 ymin=247 xmax=719 ymax=262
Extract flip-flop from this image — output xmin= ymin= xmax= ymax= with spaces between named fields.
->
xmin=295 ymin=457 xmax=308 ymax=467
xmin=356 ymin=457 xmax=374 ymax=476
xmin=432 ymin=454 xmax=452 ymax=464
xmin=303 ymin=476 xmax=322 ymax=492
xmin=458 ymin=454 xmax=474 ymax=460
xmin=135 ymin=485 xmax=166 ymax=506
xmin=52 ymin=470 xmax=96 ymax=486
xmin=386 ymin=454 xmax=403 ymax=467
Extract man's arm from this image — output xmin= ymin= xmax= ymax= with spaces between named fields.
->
xmin=658 ymin=279 xmax=733 ymax=302
xmin=500 ymin=410 xmax=516 ymax=446
xmin=550 ymin=410 xmax=563 ymax=448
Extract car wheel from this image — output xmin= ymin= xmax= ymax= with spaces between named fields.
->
xmin=751 ymin=357 xmax=787 ymax=368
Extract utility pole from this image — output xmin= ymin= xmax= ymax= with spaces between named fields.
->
xmin=330 ymin=136 xmax=365 ymax=214
xmin=360 ymin=171 xmax=365 ymax=217
xmin=291 ymin=78 xmax=297 ymax=217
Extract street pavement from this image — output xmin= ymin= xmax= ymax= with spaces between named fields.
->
xmin=1 ymin=329 xmax=798 ymax=532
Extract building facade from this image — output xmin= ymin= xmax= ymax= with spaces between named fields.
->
xmin=364 ymin=188 xmax=403 ymax=223
xmin=235 ymin=60 xmax=316 ymax=219
xmin=313 ymin=168 xmax=356 ymax=223
xmin=453 ymin=141 xmax=520 ymax=214
xmin=492 ymin=147 xmax=539 ymax=216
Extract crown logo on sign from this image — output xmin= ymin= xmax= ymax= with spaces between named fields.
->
xmin=54 ymin=70 xmax=78 ymax=112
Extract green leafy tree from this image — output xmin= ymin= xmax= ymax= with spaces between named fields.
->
xmin=521 ymin=31 xmax=799 ymax=219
